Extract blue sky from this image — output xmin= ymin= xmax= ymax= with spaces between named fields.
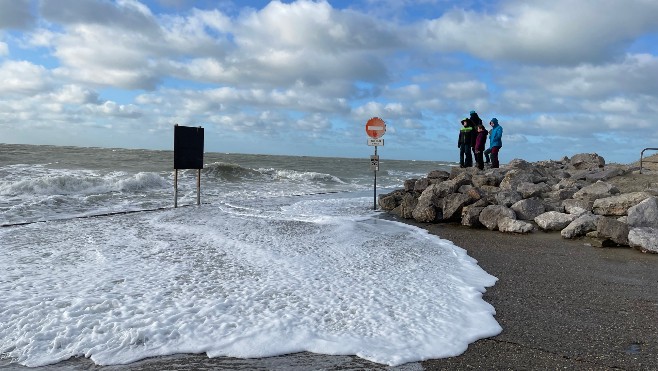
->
xmin=1 ymin=0 xmax=658 ymax=163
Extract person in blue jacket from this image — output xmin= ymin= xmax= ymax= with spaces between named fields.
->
xmin=488 ymin=118 xmax=503 ymax=168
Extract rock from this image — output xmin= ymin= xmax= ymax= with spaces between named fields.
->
xmin=461 ymin=205 xmax=485 ymax=227
xmin=553 ymin=178 xmax=583 ymax=191
xmin=498 ymin=217 xmax=534 ymax=233
xmin=495 ymin=190 xmax=523 ymax=208
xmin=562 ymin=199 xmax=593 ymax=214
xmin=427 ymin=170 xmax=450 ymax=181
xmin=548 ymin=188 xmax=578 ymax=201
xmin=570 ymin=153 xmax=605 ymax=170
xmin=414 ymin=178 xmax=430 ymax=192
xmin=412 ymin=186 xmax=440 ymax=222
xmin=628 ymin=227 xmax=658 ymax=253
xmin=511 ymin=198 xmax=546 ymax=221
xmin=627 ymin=196 xmax=658 ymax=228
xmin=517 ymin=182 xmax=551 ymax=198
xmin=435 ymin=173 xmax=472 ymax=197
xmin=404 ymin=179 xmax=418 ymax=192
xmin=499 ymin=169 xmax=535 ymax=190
xmin=585 ymin=167 xmax=625 ymax=182
xmin=572 ymin=181 xmax=619 ymax=201
xmin=561 ymin=213 xmax=602 ymax=239
xmin=507 ymin=159 xmax=534 ymax=170
xmin=534 ymin=211 xmax=577 ymax=231
xmin=399 ymin=192 xmax=419 ymax=219
xmin=596 ymin=217 xmax=630 ymax=246
xmin=378 ymin=190 xmax=404 ymax=211
xmin=442 ymin=193 xmax=473 ymax=221
xmin=592 ymin=192 xmax=653 ymax=216
xmin=479 ymin=205 xmax=516 ymax=231
xmin=472 ymin=174 xmax=500 ymax=187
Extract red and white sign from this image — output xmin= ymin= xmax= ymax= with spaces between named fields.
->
xmin=365 ymin=117 xmax=386 ymax=138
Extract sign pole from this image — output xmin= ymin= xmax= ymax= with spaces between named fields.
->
xmin=174 ymin=169 xmax=178 ymax=208
xmin=196 ymin=169 xmax=201 ymax=206
xmin=374 ymin=146 xmax=377 ymax=210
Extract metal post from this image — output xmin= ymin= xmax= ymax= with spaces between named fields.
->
xmin=196 ymin=169 xmax=201 ymax=206
xmin=174 ymin=169 xmax=178 ymax=208
xmin=373 ymin=146 xmax=377 ymax=210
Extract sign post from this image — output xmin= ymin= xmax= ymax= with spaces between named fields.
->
xmin=365 ymin=117 xmax=386 ymax=210
xmin=173 ymin=124 xmax=204 ymax=207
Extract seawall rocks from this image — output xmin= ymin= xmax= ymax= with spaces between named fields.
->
xmin=379 ymin=153 xmax=658 ymax=254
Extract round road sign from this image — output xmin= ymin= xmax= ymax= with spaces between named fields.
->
xmin=365 ymin=117 xmax=386 ymax=138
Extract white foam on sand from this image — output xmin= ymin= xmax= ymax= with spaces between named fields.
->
xmin=0 ymin=197 xmax=501 ymax=367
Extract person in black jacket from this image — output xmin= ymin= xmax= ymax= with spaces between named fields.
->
xmin=469 ymin=110 xmax=483 ymax=165
xmin=458 ymin=118 xmax=473 ymax=167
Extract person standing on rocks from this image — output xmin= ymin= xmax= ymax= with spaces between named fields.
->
xmin=488 ymin=118 xmax=503 ymax=168
xmin=458 ymin=118 xmax=474 ymax=168
xmin=469 ymin=110 xmax=483 ymax=165
xmin=474 ymin=124 xmax=488 ymax=170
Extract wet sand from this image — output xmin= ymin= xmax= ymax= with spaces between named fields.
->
xmin=6 ymin=222 xmax=658 ymax=370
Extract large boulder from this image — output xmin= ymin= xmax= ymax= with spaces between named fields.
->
xmin=596 ymin=217 xmax=630 ymax=246
xmin=561 ymin=213 xmax=602 ymax=239
xmin=627 ymin=197 xmax=658 ymax=228
xmin=499 ymin=169 xmax=535 ymax=190
xmin=570 ymin=153 xmax=605 ymax=170
xmin=397 ymin=192 xmax=419 ymax=219
xmin=412 ymin=185 xmax=441 ymax=222
xmin=479 ymin=205 xmax=516 ymax=231
xmin=572 ymin=181 xmax=619 ymax=201
xmin=498 ymin=217 xmax=534 ymax=234
xmin=628 ymin=227 xmax=658 ymax=253
xmin=442 ymin=193 xmax=473 ymax=221
xmin=592 ymin=192 xmax=653 ymax=216
xmin=414 ymin=178 xmax=431 ymax=192
xmin=511 ymin=198 xmax=546 ymax=221
xmin=517 ymin=182 xmax=551 ymax=198
xmin=461 ymin=205 xmax=485 ymax=227
xmin=378 ymin=190 xmax=404 ymax=211
xmin=495 ymin=190 xmax=523 ymax=208
xmin=534 ymin=211 xmax=577 ymax=231
xmin=562 ymin=199 xmax=593 ymax=215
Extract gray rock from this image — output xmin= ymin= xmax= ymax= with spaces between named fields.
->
xmin=498 ymin=217 xmax=534 ymax=234
xmin=553 ymin=178 xmax=582 ymax=191
xmin=596 ymin=217 xmax=630 ymax=246
xmin=404 ymin=178 xmax=418 ymax=192
xmin=572 ymin=181 xmax=619 ymax=201
xmin=495 ymin=190 xmax=523 ymax=208
xmin=627 ymin=196 xmax=658 ymax=228
xmin=562 ymin=199 xmax=593 ymax=214
xmin=585 ymin=167 xmax=625 ymax=182
xmin=570 ymin=153 xmax=605 ymax=170
xmin=534 ymin=211 xmax=577 ymax=231
xmin=442 ymin=193 xmax=473 ymax=220
xmin=561 ymin=213 xmax=602 ymax=239
xmin=499 ymin=169 xmax=535 ymax=190
xmin=427 ymin=170 xmax=450 ymax=181
xmin=399 ymin=192 xmax=419 ymax=219
xmin=414 ymin=178 xmax=430 ymax=192
xmin=472 ymin=174 xmax=500 ymax=187
xmin=628 ymin=227 xmax=658 ymax=253
xmin=511 ymin=198 xmax=546 ymax=221
xmin=517 ymin=182 xmax=551 ymax=198
xmin=461 ymin=205 xmax=484 ymax=227
xmin=479 ymin=205 xmax=516 ymax=231
xmin=378 ymin=189 xmax=404 ymax=211
xmin=412 ymin=185 xmax=441 ymax=222
xmin=592 ymin=192 xmax=653 ymax=216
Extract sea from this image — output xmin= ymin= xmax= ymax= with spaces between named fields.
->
xmin=0 ymin=144 xmax=501 ymax=370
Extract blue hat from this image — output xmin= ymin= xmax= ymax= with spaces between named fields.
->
xmin=490 ymin=118 xmax=498 ymax=125
xmin=470 ymin=110 xmax=476 ymax=114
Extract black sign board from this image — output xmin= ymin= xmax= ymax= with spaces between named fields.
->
xmin=174 ymin=125 xmax=204 ymax=169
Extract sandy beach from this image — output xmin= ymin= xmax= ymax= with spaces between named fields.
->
xmin=417 ymin=222 xmax=658 ymax=370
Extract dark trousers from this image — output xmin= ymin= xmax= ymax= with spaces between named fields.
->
xmin=459 ymin=145 xmax=472 ymax=167
xmin=475 ymin=151 xmax=484 ymax=170
xmin=484 ymin=148 xmax=491 ymax=163
xmin=491 ymin=146 xmax=501 ymax=168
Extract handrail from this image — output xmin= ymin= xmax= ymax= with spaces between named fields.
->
xmin=640 ymin=148 xmax=658 ymax=174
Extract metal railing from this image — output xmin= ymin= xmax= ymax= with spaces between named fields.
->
xmin=640 ymin=148 xmax=658 ymax=174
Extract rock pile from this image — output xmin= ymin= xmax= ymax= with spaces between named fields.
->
xmin=379 ymin=153 xmax=658 ymax=253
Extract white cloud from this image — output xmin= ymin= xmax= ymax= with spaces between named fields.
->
xmin=0 ymin=60 xmax=51 ymax=95
xmin=418 ymin=0 xmax=658 ymax=64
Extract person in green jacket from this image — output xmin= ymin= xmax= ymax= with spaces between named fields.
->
xmin=458 ymin=118 xmax=473 ymax=168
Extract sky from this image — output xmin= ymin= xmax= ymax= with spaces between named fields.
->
xmin=1 ymin=0 xmax=658 ymax=164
